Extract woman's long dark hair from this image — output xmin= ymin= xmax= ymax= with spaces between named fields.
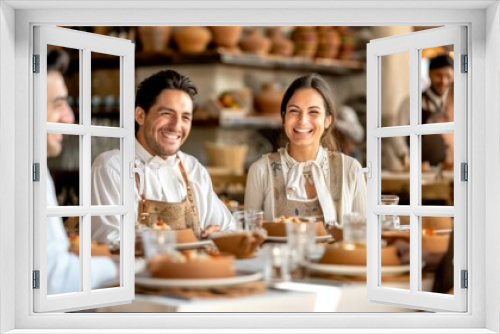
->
xmin=280 ymin=73 xmax=339 ymax=152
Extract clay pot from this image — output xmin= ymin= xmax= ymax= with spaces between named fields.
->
xmin=268 ymin=27 xmax=294 ymax=57
xmin=173 ymin=26 xmax=211 ymax=54
xmin=337 ymin=26 xmax=356 ymax=60
xmin=240 ymin=28 xmax=271 ymax=55
xmin=316 ymin=27 xmax=341 ymax=58
xmin=147 ymin=254 xmax=235 ymax=279
xmin=291 ymin=26 xmax=318 ymax=58
xmin=210 ymin=26 xmax=243 ymax=48
xmin=254 ymin=82 xmax=285 ymax=114
xmin=319 ymin=243 xmax=400 ymax=266
xmin=137 ymin=26 xmax=171 ymax=53
xmin=211 ymin=231 xmax=264 ymax=258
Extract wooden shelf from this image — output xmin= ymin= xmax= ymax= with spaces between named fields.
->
xmin=70 ymin=50 xmax=364 ymax=76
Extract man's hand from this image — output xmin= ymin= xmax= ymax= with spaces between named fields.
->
xmin=200 ymin=225 xmax=220 ymax=238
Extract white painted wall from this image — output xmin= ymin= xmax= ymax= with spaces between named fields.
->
xmin=0 ymin=1 xmax=16 ymax=333
xmin=485 ymin=3 xmax=500 ymax=333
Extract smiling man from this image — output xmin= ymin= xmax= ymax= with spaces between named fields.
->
xmin=91 ymin=70 xmax=235 ymax=244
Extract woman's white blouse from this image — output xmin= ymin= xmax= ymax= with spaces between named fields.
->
xmin=91 ymin=140 xmax=236 ymax=243
xmin=244 ymin=147 xmax=367 ymax=222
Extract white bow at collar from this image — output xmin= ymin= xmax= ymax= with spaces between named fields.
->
xmin=281 ymin=147 xmax=337 ymax=224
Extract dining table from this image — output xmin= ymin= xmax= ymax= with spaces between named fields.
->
xmin=381 ymin=169 xmax=454 ymax=205
xmin=87 ymin=243 xmax=433 ymax=314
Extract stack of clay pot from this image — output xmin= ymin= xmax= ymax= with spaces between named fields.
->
xmin=239 ymin=28 xmax=272 ymax=55
xmin=173 ymin=26 xmax=212 ymax=54
xmin=138 ymin=26 xmax=171 ymax=54
xmin=291 ymin=26 xmax=318 ymax=58
xmin=268 ymin=27 xmax=294 ymax=57
xmin=210 ymin=26 xmax=243 ymax=53
xmin=316 ymin=27 xmax=342 ymax=59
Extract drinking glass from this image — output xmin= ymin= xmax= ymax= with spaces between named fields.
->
xmin=262 ymin=243 xmax=291 ymax=283
xmin=233 ymin=210 xmax=266 ymax=236
xmin=341 ymin=212 xmax=367 ymax=246
xmin=381 ymin=194 xmax=400 ymax=229
xmin=141 ymin=229 xmax=176 ymax=259
xmin=286 ymin=222 xmax=316 ymax=278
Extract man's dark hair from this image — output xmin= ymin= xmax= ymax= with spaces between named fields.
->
xmin=47 ymin=47 xmax=70 ymax=74
xmin=429 ymin=55 xmax=454 ymax=71
xmin=135 ymin=69 xmax=198 ymax=112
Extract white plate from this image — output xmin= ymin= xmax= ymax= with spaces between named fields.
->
xmin=135 ymin=270 xmax=262 ymax=289
xmin=306 ymin=263 xmax=410 ymax=277
xmin=174 ymin=240 xmax=213 ymax=250
xmin=266 ymin=235 xmax=333 ymax=243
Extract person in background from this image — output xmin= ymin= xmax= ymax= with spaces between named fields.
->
xmin=335 ymin=105 xmax=364 ymax=161
xmin=46 ymin=48 xmax=117 ymax=295
xmin=91 ymin=70 xmax=235 ymax=244
xmin=244 ymin=73 xmax=366 ymax=225
xmin=390 ymin=54 xmax=454 ymax=170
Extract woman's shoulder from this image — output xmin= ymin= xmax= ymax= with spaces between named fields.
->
xmin=327 ymin=151 xmax=362 ymax=170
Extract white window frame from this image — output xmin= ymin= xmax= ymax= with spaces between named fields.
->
xmin=366 ymin=26 xmax=467 ymax=312
xmin=1 ymin=1 xmax=499 ymax=333
xmin=33 ymin=25 xmax=136 ymax=313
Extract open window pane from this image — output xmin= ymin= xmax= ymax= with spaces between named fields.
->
xmin=380 ymin=51 xmax=410 ymax=128
xmin=380 ymin=215 xmax=410 ymax=291
xmin=420 ymin=133 xmax=454 ymax=206
xmin=419 ymin=45 xmax=454 ymax=125
xmin=47 ymin=216 xmax=82 ymax=295
xmin=381 ymin=135 xmax=410 ymax=201
xmin=47 ymin=45 xmax=80 ymax=125
xmin=91 ymin=136 xmax=121 ymax=208
xmin=34 ymin=25 xmax=135 ymax=313
xmin=421 ymin=216 xmax=454 ymax=294
xmin=91 ymin=215 xmax=121 ymax=290
xmin=91 ymin=52 xmax=121 ymax=127
xmin=367 ymin=25 xmax=466 ymax=312
xmin=47 ymin=134 xmax=80 ymax=206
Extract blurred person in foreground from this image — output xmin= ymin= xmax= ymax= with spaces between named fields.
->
xmin=244 ymin=73 xmax=366 ymax=225
xmin=46 ymin=48 xmax=117 ymax=295
xmin=91 ymin=70 xmax=235 ymax=244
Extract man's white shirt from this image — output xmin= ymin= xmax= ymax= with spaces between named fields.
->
xmin=91 ymin=140 xmax=236 ymax=243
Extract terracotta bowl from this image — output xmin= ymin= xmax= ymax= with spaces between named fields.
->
xmin=422 ymin=233 xmax=450 ymax=254
xmin=175 ymin=229 xmax=198 ymax=244
xmin=421 ymin=217 xmax=453 ymax=230
xmin=263 ymin=221 xmax=327 ymax=237
xmin=211 ymin=231 xmax=264 ymax=258
xmin=319 ymin=242 xmax=400 ymax=266
xmin=147 ymin=254 xmax=236 ymax=279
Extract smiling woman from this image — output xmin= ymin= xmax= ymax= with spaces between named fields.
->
xmin=244 ymin=73 xmax=367 ymax=226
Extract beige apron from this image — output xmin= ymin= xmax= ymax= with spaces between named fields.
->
xmin=136 ymin=158 xmax=201 ymax=236
xmin=267 ymin=151 xmax=343 ymax=222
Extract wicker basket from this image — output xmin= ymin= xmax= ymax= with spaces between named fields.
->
xmin=205 ymin=142 xmax=248 ymax=175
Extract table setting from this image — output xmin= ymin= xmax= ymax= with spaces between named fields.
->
xmin=94 ymin=205 xmax=447 ymax=313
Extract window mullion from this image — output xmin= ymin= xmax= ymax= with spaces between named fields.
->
xmin=409 ymin=47 xmax=420 ymax=295
xmin=81 ymin=48 xmax=92 ymax=293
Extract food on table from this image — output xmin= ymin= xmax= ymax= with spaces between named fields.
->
xmin=68 ymin=234 xmax=110 ymax=256
xmin=151 ymin=219 xmax=172 ymax=231
xmin=319 ymin=242 xmax=400 ymax=266
xmin=272 ymin=216 xmax=304 ymax=224
xmin=263 ymin=216 xmax=328 ymax=237
xmin=211 ymin=231 xmax=265 ymax=258
xmin=146 ymin=249 xmax=236 ymax=279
